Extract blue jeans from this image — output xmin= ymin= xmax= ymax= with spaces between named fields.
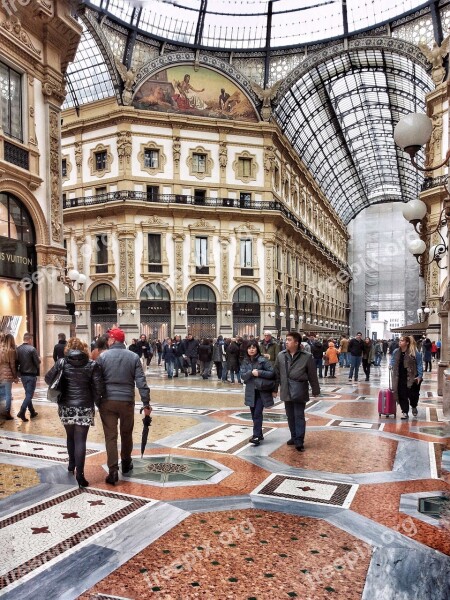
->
xmin=374 ymin=353 xmax=382 ymax=366
xmin=284 ymin=401 xmax=306 ymax=446
xmin=339 ymin=352 xmax=350 ymax=367
xmin=348 ymin=356 xmax=361 ymax=381
xmin=230 ymin=368 xmax=241 ymax=383
xmin=20 ymin=375 xmax=37 ymax=413
xmin=3 ymin=381 xmax=12 ymax=412
xmin=166 ymin=360 xmax=175 ymax=378
xmin=314 ymin=358 xmax=323 ymax=378
xmin=250 ymin=393 xmax=264 ymax=438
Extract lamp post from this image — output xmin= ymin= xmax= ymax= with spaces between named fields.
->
xmin=394 ymin=112 xmax=450 ymax=414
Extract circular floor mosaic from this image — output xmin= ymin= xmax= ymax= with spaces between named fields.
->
xmin=121 ymin=455 xmax=232 ymax=486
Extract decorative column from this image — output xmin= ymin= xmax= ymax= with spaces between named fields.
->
xmin=117 ymin=226 xmax=139 ymax=340
xmin=262 ymin=237 xmax=276 ymax=332
xmin=173 ymin=232 xmax=187 ymax=336
xmin=219 ymin=235 xmax=232 ymax=337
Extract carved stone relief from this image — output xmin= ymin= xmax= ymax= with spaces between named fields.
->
xmin=49 ymin=108 xmax=62 ymax=243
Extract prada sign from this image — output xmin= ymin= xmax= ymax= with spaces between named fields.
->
xmin=0 ymin=237 xmax=35 ymax=279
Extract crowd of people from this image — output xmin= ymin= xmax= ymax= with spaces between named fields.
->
xmin=0 ymin=327 xmax=440 ymax=479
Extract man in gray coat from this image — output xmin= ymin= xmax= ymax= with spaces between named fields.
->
xmin=98 ymin=328 xmax=151 ymax=484
xmin=273 ymin=331 xmax=320 ymax=452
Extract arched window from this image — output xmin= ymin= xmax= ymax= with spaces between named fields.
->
xmin=233 ymin=286 xmax=259 ymax=304
xmin=140 ymin=282 xmax=170 ymax=301
xmin=91 ymin=284 xmax=116 ymax=301
xmin=0 ymin=193 xmax=34 ymax=243
xmin=188 ymin=285 xmax=216 ymax=302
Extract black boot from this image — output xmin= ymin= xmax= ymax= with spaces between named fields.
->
xmin=76 ymin=470 xmax=89 ymax=488
xmin=17 ymin=411 xmax=29 ymax=422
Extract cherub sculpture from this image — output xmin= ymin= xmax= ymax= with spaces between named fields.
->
xmin=115 ymin=59 xmax=137 ymax=105
xmin=250 ymin=78 xmax=284 ymax=121
xmin=418 ymin=36 xmax=450 ymax=86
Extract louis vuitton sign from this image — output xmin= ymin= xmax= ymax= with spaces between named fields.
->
xmin=0 ymin=238 xmax=35 ymax=279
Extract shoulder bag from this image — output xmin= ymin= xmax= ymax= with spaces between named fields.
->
xmin=47 ymin=358 xmax=65 ymax=403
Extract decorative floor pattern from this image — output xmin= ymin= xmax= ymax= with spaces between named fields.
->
xmin=79 ymin=510 xmax=371 ymax=600
xmin=326 ymin=420 xmax=384 ymax=430
xmin=0 ymin=435 xmax=100 ymax=463
xmin=150 ymin=405 xmax=216 ymax=415
xmin=0 ymin=464 xmax=40 ymax=499
xmin=178 ymin=424 xmax=272 ymax=454
xmin=252 ymin=474 xmax=358 ymax=508
xmin=0 ymin=488 xmax=153 ymax=591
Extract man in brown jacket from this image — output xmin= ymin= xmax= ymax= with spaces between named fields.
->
xmin=273 ymin=331 xmax=320 ymax=452
xmin=339 ymin=336 xmax=350 ymax=368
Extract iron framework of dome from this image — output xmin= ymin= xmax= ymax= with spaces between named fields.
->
xmin=63 ymin=0 xmax=449 ymax=222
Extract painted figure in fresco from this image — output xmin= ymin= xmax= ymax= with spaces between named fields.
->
xmin=219 ymin=88 xmax=230 ymax=110
xmin=174 ymin=74 xmax=208 ymax=110
xmin=139 ymin=85 xmax=175 ymax=109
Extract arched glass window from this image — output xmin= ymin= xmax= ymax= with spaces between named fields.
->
xmin=0 ymin=193 xmax=34 ymax=243
xmin=188 ymin=285 xmax=216 ymax=302
xmin=91 ymin=283 xmax=116 ymax=302
xmin=233 ymin=286 xmax=259 ymax=304
xmin=140 ymin=282 xmax=170 ymax=301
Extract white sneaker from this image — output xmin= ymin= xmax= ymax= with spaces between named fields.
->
xmin=401 ymin=412 xmax=409 ymax=420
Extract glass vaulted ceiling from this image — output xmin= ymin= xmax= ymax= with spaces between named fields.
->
xmin=88 ymin=0 xmax=430 ymax=49
xmin=275 ymin=49 xmax=433 ymax=224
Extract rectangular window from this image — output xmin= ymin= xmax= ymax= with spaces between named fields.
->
xmin=61 ymin=159 xmax=67 ymax=178
xmin=239 ymin=192 xmax=251 ymax=208
xmin=286 ymin=252 xmax=291 ymax=276
xmin=238 ymin=157 xmax=252 ymax=178
xmin=192 ymin=153 xmax=206 ymax=173
xmin=194 ymin=189 xmax=206 ymax=205
xmin=240 ymin=239 xmax=252 ymax=268
xmin=195 ymin=236 xmax=208 ymax=273
xmin=276 ymin=245 xmax=282 ymax=271
xmin=144 ymin=148 xmax=159 ymax=169
xmin=148 ymin=233 xmax=161 ymax=265
xmin=96 ymin=234 xmax=108 ymax=274
xmin=147 ymin=185 xmax=159 ymax=201
xmin=0 ymin=61 xmax=22 ymax=141
xmin=95 ymin=150 xmax=107 ymax=171
xmin=95 ymin=186 xmax=107 ymax=197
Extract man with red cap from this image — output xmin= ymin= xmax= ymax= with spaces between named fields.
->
xmin=98 ymin=328 xmax=151 ymax=484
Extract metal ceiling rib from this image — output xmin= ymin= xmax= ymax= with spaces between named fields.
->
xmin=274 ymin=48 xmax=433 ymax=224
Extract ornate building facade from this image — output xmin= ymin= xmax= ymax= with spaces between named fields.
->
xmin=0 ymin=1 xmax=81 ymax=369
xmin=61 ymin=75 xmax=349 ymax=343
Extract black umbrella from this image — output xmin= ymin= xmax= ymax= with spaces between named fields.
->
xmin=140 ymin=406 xmax=152 ymax=458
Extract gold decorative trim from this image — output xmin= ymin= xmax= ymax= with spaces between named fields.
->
xmin=187 ymin=146 xmax=213 ymax=180
xmin=1 ymin=16 xmax=41 ymax=58
xmin=232 ymin=150 xmax=257 ymax=183
xmin=88 ymin=143 xmax=113 ymax=178
xmin=137 ymin=141 xmax=166 ymax=176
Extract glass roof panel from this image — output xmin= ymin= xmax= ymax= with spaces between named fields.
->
xmin=346 ymin=0 xmax=429 ymax=32
xmin=274 ymin=48 xmax=433 ymax=223
xmin=63 ymin=26 xmax=115 ymax=109
xmin=85 ymin=0 xmax=432 ymax=48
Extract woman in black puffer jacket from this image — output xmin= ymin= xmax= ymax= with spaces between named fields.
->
xmin=240 ymin=343 xmax=275 ymax=445
xmin=45 ymin=338 xmax=104 ymax=488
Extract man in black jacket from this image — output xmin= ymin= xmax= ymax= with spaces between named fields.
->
xmin=53 ymin=333 xmax=67 ymax=362
xmin=172 ymin=335 xmax=187 ymax=377
xmin=17 ymin=332 xmax=41 ymax=421
xmin=184 ymin=334 xmax=199 ymax=375
xmin=310 ymin=335 xmax=325 ymax=378
xmin=98 ymin=328 xmax=151 ymax=484
xmin=348 ymin=332 xmax=365 ymax=382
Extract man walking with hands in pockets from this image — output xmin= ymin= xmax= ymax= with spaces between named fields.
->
xmin=273 ymin=331 xmax=320 ymax=452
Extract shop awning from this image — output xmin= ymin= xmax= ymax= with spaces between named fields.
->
xmin=390 ymin=321 xmax=428 ymax=334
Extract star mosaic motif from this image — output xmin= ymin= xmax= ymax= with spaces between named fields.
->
xmin=31 ymin=526 xmax=50 ymax=534
xmin=298 ymin=486 xmax=315 ymax=492
xmin=61 ymin=512 xmax=80 ymax=519
xmin=87 ymin=500 xmax=105 ymax=506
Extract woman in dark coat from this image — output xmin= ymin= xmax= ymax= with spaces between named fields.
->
xmin=240 ymin=343 xmax=275 ymax=445
xmin=422 ymin=338 xmax=432 ymax=372
xmin=45 ymin=338 xmax=104 ymax=488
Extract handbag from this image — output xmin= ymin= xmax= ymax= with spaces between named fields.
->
xmin=254 ymin=377 xmax=277 ymax=392
xmin=47 ymin=359 xmax=65 ymax=403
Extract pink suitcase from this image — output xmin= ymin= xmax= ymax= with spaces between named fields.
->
xmin=378 ymin=388 xmax=396 ymax=418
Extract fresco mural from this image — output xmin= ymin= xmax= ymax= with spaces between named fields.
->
xmin=133 ymin=66 xmax=258 ymax=122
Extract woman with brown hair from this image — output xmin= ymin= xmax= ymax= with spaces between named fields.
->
xmin=0 ymin=333 xmax=18 ymax=420
xmin=390 ymin=335 xmax=423 ymax=420
xmin=45 ymin=337 xmax=104 ymax=487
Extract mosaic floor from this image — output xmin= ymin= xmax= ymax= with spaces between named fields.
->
xmin=0 ymin=359 xmax=449 ymax=599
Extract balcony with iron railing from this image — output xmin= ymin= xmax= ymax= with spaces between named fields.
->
xmin=63 ymin=191 xmax=347 ymax=270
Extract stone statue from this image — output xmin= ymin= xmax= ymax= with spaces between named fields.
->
xmin=418 ymin=36 xmax=450 ymax=86
xmin=427 ymin=113 xmax=443 ymax=167
xmin=219 ymin=141 xmax=227 ymax=169
xmin=250 ymin=79 xmax=284 ymax=121
xmin=115 ymin=59 xmax=137 ymax=105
